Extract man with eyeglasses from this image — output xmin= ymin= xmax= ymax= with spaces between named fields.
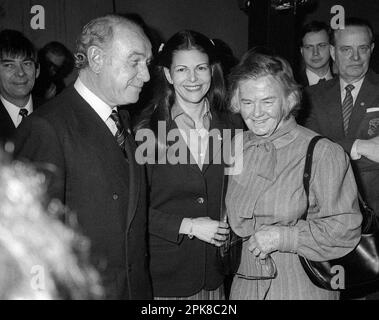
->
xmin=0 ymin=30 xmax=39 ymax=144
xmin=305 ymin=17 xmax=379 ymax=299
xmin=297 ymin=21 xmax=334 ymax=87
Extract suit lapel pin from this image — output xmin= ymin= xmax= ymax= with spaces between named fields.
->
xmin=361 ymin=102 xmax=365 ymax=107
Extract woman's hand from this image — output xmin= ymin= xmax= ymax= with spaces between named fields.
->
xmin=248 ymin=225 xmax=280 ymax=259
xmin=192 ymin=217 xmax=230 ymax=246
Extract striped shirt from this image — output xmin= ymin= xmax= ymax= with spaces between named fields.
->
xmin=226 ymin=123 xmax=362 ymax=300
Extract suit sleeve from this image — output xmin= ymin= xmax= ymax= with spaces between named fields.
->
xmin=13 ymin=116 xmax=66 ymax=202
xmin=148 ymin=207 xmax=186 ymax=243
xmin=146 ymin=165 xmax=186 ymax=244
xmin=276 ymin=142 xmax=362 ymax=261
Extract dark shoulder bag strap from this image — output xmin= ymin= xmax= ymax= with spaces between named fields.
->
xmin=302 ymin=136 xmax=324 ymax=220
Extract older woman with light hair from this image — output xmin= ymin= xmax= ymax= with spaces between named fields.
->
xmin=225 ymin=51 xmax=362 ymax=300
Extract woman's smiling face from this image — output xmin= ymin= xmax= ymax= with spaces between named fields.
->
xmin=164 ymin=49 xmax=212 ymax=106
xmin=238 ymin=75 xmax=291 ymax=138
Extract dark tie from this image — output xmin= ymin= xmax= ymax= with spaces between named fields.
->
xmin=109 ymin=109 xmax=127 ymax=155
xmin=19 ymin=108 xmax=28 ymax=122
xmin=342 ymin=84 xmax=355 ymax=135
xmin=318 ymin=78 xmax=326 ymax=83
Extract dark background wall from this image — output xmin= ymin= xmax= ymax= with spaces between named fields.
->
xmin=0 ymin=0 xmax=378 ymax=76
xmin=0 ymin=0 xmax=249 ymax=58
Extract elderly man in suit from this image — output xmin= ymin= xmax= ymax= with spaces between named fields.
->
xmin=14 ymin=14 xmax=153 ymax=299
xmin=0 ymin=30 xmax=39 ymax=143
xmin=305 ymin=17 xmax=379 ymax=218
xmin=297 ymin=21 xmax=334 ymax=87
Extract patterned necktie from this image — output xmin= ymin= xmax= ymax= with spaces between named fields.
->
xmin=19 ymin=108 xmax=28 ymax=122
xmin=109 ymin=109 xmax=127 ymax=155
xmin=342 ymin=84 xmax=355 ymax=135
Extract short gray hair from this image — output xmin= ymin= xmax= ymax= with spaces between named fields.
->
xmin=75 ymin=14 xmax=139 ymax=69
xmin=228 ymin=50 xmax=302 ymax=118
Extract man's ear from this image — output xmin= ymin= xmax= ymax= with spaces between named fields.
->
xmin=371 ymin=42 xmax=375 ymax=54
xmin=87 ymin=46 xmax=104 ymax=73
xmin=330 ymin=45 xmax=336 ymax=62
xmin=163 ymin=67 xmax=173 ymax=84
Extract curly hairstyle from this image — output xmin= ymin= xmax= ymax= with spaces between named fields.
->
xmin=228 ymin=50 xmax=302 ymax=119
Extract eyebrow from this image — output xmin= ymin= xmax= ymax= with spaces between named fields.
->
xmin=128 ymin=52 xmax=151 ymax=59
xmin=0 ymin=57 xmax=34 ymax=63
xmin=262 ymin=96 xmax=276 ymax=100
xmin=174 ymin=62 xmax=209 ymax=67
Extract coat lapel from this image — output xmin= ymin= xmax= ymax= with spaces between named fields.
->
xmin=119 ymin=109 xmax=141 ymax=232
xmin=72 ymin=90 xmax=129 ymax=187
xmin=166 ymin=118 xmax=203 ymax=175
xmin=201 ymin=111 xmax=228 ymax=174
xmin=322 ymin=78 xmax=345 ymax=137
xmin=0 ymin=101 xmax=16 ymax=139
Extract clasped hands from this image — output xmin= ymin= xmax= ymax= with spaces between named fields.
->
xmin=357 ymin=136 xmax=379 ymax=163
xmin=248 ymin=225 xmax=281 ymax=259
xmin=191 ymin=217 xmax=229 ymax=246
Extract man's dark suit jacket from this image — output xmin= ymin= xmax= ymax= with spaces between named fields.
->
xmin=0 ymin=100 xmax=15 ymax=143
xmin=304 ymin=70 xmax=379 ymax=214
xmin=295 ymin=68 xmax=310 ymax=88
xmin=14 ymin=85 xmax=152 ymax=299
xmin=0 ymin=97 xmax=40 ymax=144
xmin=147 ymin=110 xmax=243 ymax=297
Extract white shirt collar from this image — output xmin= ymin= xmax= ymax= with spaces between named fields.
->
xmin=74 ymin=77 xmax=115 ymax=122
xmin=339 ymin=77 xmax=365 ymax=104
xmin=1 ymin=95 xmax=33 ymax=127
xmin=306 ymin=68 xmax=333 ymax=86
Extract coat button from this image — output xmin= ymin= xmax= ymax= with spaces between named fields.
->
xmin=196 ymin=197 xmax=205 ymax=204
xmin=113 ymin=193 xmax=119 ymax=200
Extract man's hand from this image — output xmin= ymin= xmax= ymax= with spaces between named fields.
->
xmin=248 ymin=225 xmax=280 ymax=259
xmin=357 ymin=136 xmax=379 ymax=163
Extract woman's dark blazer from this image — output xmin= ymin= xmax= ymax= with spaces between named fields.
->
xmin=146 ymin=109 xmax=243 ymax=297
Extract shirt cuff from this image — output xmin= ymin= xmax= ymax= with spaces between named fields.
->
xmin=350 ymin=140 xmax=362 ymax=160
xmin=179 ymin=218 xmax=192 ymax=235
xmin=277 ymin=226 xmax=298 ymax=253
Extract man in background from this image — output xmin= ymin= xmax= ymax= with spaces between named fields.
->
xmin=304 ymin=18 xmax=379 ymax=299
xmin=0 ymin=30 xmax=39 ymax=143
xmin=298 ymin=21 xmax=334 ymax=87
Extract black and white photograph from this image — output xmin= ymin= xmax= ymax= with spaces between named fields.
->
xmin=0 ymin=0 xmax=379 ymax=311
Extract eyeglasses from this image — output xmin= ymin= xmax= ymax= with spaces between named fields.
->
xmin=220 ymin=234 xmax=278 ymax=280
xmin=235 ymin=254 xmax=278 ymax=280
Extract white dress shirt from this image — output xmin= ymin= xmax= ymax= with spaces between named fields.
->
xmin=1 ymin=95 xmax=33 ymax=127
xmin=306 ymin=68 xmax=333 ymax=86
xmin=74 ymin=77 xmax=118 ymax=135
xmin=171 ymin=100 xmax=211 ymax=169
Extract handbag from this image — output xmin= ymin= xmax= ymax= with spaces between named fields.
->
xmin=217 ymin=175 xmax=243 ymax=276
xmin=299 ymin=136 xmax=379 ymax=293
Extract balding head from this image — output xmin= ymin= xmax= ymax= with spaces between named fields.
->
xmin=75 ymin=14 xmax=148 ymax=70
xmin=76 ymin=14 xmax=152 ymax=106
